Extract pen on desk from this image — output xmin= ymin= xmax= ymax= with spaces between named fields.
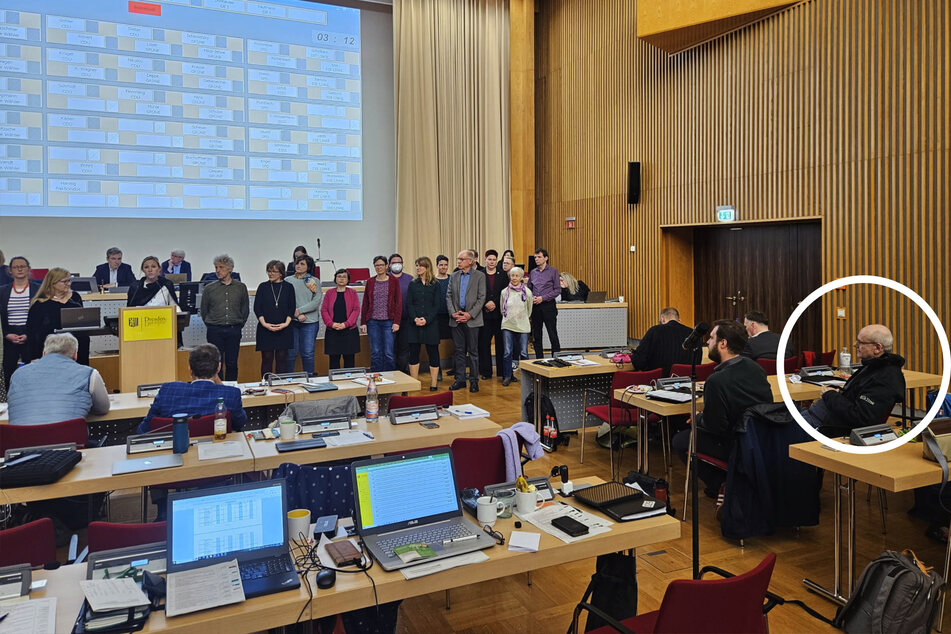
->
xmin=364 ymin=432 xmax=374 ymax=439
xmin=443 ymin=534 xmax=477 ymax=545
xmin=0 ymin=613 xmax=9 ymax=624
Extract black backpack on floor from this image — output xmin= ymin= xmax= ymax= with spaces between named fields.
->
xmin=833 ymin=549 xmax=944 ymax=633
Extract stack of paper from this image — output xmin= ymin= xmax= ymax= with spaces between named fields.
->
xmin=447 ymin=404 xmax=490 ymax=420
xmin=0 ymin=598 xmax=57 ymax=634
xmin=166 ymin=559 xmax=245 ymax=617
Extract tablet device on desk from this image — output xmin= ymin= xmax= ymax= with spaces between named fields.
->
xmin=275 ymin=438 xmax=327 ymax=452
xmin=112 ymin=454 xmax=183 ymax=475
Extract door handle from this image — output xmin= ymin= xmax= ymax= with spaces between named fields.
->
xmin=725 ymin=290 xmax=745 ymax=306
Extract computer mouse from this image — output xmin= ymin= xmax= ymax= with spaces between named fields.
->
xmin=316 ymin=568 xmax=336 ymax=589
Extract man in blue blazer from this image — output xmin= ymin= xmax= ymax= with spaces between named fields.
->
xmin=93 ymin=247 xmax=136 ymax=288
xmin=138 ymin=344 xmax=247 ymax=433
xmin=160 ymin=249 xmax=192 ymax=281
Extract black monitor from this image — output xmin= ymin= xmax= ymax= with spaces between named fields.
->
xmin=178 ymin=282 xmax=200 ymax=314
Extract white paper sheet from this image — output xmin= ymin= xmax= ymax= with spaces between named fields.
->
xmin=197 ymin=440 xmax=244 ymax=460
xmin=508 ymin=531 xmax=541 ymax=552
xmin=166 ymin=559 xmax=245 ymax=617
xmin=324 ymin=431 xmax=374 ymax=447
xmin=399 ymin=551 xmax=489 ymax=579
xmin=516 ymin=501 xmax=613 ymax=544
xmin=0 ymin=597 xmax=56 ymax=634
xmin=79 ymin=578 xmax=149 ymax=611
xmin=352 ymin=376 xmax=395 ymax=386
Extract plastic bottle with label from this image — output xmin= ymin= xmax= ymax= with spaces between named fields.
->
xmin=214 ymin=397 xmax=227 ymax=440
xmin=365 ymin=375 xmax=379 ymax=422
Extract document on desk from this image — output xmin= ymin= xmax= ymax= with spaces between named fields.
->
xmin=79 ymin=578 xmax=149 ymax=612
xmin=508 ymin=531 xmax=541 ymax=552
xmin=517 ymin=502 xmax=613 ymax=544
xmin=166 ymin=559 xmax=245 ymax=617
xmin=0 ymin=597 xmax=56 ymax=634
xmin=399 ymin=551 xmax=489 ymax=580
xmin=352 ymin=376 xmax=395 ymax=386
xmin=324 ymin=431 xmax=373 ymax=447
xmin=569 ymin=358 xmax=599 ymax=366
xmin=197 ymin=440 xmax=244 ymax=460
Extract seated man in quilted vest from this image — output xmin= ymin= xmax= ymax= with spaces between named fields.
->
xmin=7 ymin=332 xmax=110 ymax=425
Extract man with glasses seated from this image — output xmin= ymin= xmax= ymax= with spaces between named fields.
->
xmin=800 ymin=324 xmax=906 ymax=433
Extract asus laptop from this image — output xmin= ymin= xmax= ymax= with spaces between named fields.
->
xmin=351 ymin=447 xmax=493 ymax=571
xmin=166 ymin=479 xmax=300 ymax=599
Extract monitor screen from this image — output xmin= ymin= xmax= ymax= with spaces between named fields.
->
xmin=354 ymin=451 xmax=458 ymax=531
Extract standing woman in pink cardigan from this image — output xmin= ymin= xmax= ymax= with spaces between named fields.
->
xmin=322 ymin=268 xmax=361 ymax=370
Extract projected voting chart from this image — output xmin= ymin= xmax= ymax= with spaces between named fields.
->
xmin=0 ymin=0 xmax=363 ymax=220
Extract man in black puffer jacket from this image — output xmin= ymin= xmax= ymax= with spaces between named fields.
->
xmin=801 ymin=324 xmax=905 ymax=432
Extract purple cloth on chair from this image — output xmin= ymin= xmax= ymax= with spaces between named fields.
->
xmin=497 ymin=422 xmax=543 ymax=481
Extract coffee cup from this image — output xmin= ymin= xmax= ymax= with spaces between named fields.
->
xmin=279 ymin=419 xmax=301 ymax=440
xmin=476 ymin=495 xmax=504 ymax=526
xmin=494 ymin=490 xmax=516 ymax=519
xmin=287 ymin=508 xmax=311 ymax=543
xmin=515 ymin=490 xmax=545 ymax=514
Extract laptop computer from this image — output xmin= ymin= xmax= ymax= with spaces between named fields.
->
xmin=586 ymin=291 xmax=607 ymax=303
xmin=112 ymin=453 xmax=183 ymax=475
xmin=351 ymin=447 xmax=493 ymax=571
xmin=166 ymin=479 xmax=300 ymax=599
xmin=60 ymin=307 xmax=101 ymax=330
xmin=70 ymin=277 xmax=99 ymax=293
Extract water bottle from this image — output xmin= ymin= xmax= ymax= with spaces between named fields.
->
xmin=214 ymin=397 xmax=227 ymax=440
xmin=365 ymin=375 xmax=379 ymax=422
xmin=172 ymin=413 xmax=190 ymax=454
xmin=839 ymin=346 xmax=851 ymax=372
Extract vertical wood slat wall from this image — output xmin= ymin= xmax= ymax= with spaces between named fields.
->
xmin=534 ymin=0 xmax=950 ymax=377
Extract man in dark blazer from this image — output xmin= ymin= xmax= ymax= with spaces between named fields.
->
xmin=447 ymin=250 xmax=486 ymax=392
xmin=160 ymin=249 xmax=192 ymax=281
xmin=478 ymin=249 xmax=506 ymax=380
xmin=742 ymin=311 xmax=795 ymax=360
xmin=93 ymin=247 xmax=136 ymax=288
xmin=631 ymin=307 xmax=700 ymax=376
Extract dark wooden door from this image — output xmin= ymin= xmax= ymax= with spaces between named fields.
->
xmin=693 ymin=222 xmax=822 ymax=357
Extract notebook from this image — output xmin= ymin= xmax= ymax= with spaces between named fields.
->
xmin=166 ymin=480 xmax=300 ymax=599
xmin=351 ymin=448 xmax=493 ymax=571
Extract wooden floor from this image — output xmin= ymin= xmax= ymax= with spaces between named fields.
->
xmin=102 ymin=369 xmax=949 ymax=633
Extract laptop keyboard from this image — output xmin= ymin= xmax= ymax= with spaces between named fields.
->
xmin=240 ymin=553 xmax=294 ymax=580
xmin=378 ymin=523 xmax=475 ymax=557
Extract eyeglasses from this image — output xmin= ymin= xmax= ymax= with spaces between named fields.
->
xmin=56 ymin=279 xmax=71 ymax=285
xmin=373 ymin=263 xmax=386 ymax=268
xmin=854 ymin=340 xmax=877 ymax=347
xmin=10 ymin=265 xmax=28 ymax=270
xmin=482 ymin=525 xmax=505 ymax=545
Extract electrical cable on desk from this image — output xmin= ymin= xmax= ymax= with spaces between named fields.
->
xmin=289 ymin=531 xmax=381 ymax=627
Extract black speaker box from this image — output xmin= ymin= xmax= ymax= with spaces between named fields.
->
xmin=627 ymin=161 xmax=641 ymax=205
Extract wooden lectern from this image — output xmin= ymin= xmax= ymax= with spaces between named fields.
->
xmin=119 ymin=305 xmax=177 ymax=393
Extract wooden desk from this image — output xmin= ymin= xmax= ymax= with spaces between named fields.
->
xmin=0 ymin=432 xmax=254 ymax=506
xmin=248 ymin=416 xmax=502 ymax=470
xmin=0 ymin=372 xmax=421 ymax=424
xmin=35 ymin=478 xmax=680 ymax=632
xmin=790 ymin=439 xmax=949 ymax=611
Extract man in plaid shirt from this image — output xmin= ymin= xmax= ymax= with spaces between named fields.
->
xmin=138 ymin=344 xmax=247 ymax=433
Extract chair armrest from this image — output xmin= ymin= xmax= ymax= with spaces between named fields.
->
xmin=570 ymin=602 xmax=636 ymax=634
xmin=583 ymin=387 xmax=608 ymax=400
xmin=699 ymin=566 xmax=781 ymax=614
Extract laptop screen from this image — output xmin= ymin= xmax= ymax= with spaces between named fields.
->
xmin=168 ymin=481 xmax=285 ymax=567
xmin=354 ymin=450 xmax=459 ymax=532
xmin=60 ymin=307 xmax=100 ymax=327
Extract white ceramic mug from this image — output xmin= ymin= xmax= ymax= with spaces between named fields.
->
xmin=515 ymin=490 xmax=545 ymax=514
xmin=287 ymin=508 xmax=311 ymax=543
xmin=279 ymin=420 xmax=301 ymax=440
xmin=476 ymin=495 xmax=504 ymax=526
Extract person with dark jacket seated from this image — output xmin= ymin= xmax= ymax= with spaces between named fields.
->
xmin=138 ymin=344 xmax=247 ymax=433
xmin=800 ymin=324 xmax=905 ymax=433
xmin=741 ymin=310 xmax=796 ymax=360
xmin=93 ymin=246 xmax=136 ymax=289
xmin=672 ymin=319 xmax=773 ymax=493
xmin=559 ymin=272 xmax=590 ymax=302
xmin=161 ymin=249 xmax=192 ymax=281
xmin=631 ymin=307 xmax=699 ymax=376
xmin=127 ymin=256 xmax=179 ymax=307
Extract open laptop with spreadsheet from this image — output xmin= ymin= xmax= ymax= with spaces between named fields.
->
xmin=351 ymin=447 xmax=493 ymax=571
xmin=166 ymin=480 xmax=300 ymax=598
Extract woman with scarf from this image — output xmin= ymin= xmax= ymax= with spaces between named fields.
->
xmin=128 ymin=256 xmax=179 ymax=308
xmin=499 ymin=266 xmax=533 ymax=386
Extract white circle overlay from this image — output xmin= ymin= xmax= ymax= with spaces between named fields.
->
xmin=777 ymin=275 xmax=951 ymax=454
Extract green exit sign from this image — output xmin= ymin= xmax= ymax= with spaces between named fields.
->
xmin=716 ymin=206 xmax=736 ymax=222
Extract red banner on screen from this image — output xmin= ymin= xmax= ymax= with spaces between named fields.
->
xmin=129 ymin=1 xmax=162 ymax=16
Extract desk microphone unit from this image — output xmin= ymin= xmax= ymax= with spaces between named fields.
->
xmin=4 ymin=443 xmax=77 ymax=461
xmin=127 ymin=432 xmax=175 ymax=454
xmin=266 ymin=372 xmax=310 ymax=387
xmin=849 ymin=423 xmax=899 ymax=447
xmin=329 ymin=367 xmax=367 ymax=381
xmin=137 ymin=383 xmax=164 ymax=398
xmin=87 ymin=542 xmax=167 ymax=579
xmin=389 ymin=405 xmax=438 ymax=425
xmin=0 ymin=564 xmax=31 ymax=599
xmin=299 ymin=414 xmax=352 ymax=434
xmin=599 ymin=348 xmax=626 ymax=359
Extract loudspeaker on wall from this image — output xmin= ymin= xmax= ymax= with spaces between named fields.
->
xmin=627 ymin=161 xmax=641 ymax=205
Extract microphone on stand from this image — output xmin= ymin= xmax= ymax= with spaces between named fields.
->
xmin=681 ymin=322 xmax=709 ymax=351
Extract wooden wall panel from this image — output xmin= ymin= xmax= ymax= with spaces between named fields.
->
xmin=534 ymin=0 xmax=950 ymax=377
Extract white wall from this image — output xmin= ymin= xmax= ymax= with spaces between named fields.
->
xmin=0 ymin=3 xmax=395 ymax=288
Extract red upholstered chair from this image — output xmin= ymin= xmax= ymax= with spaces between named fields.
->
xmin=388 ymin=391 xmax=453 ymax=411
xmin=87 ymin=521 xmax=167 ymax=554
xmin=347 ymin=268 xmax=372 ymax=284
xmin=756 ymin=356 xmax=799 ymax=376
xmin=668 ymin=362 xmax=717 ymax=382
xmin=0 ymin=418 xmax=88 ymax=454
xmin=0 ymin=518 xmax=57 ymax=567
xmin=817 ymin=349 xmax=836 ymax=366
xmin=572 ymin=553 xmax=777 ymax=634
xmin=30 ymin=268 xmax=49 ymax=281
xmin=450 ymin=437 xmax=507 ymax=491
xmin=800 ymin=350 xmax=817 ymax=367
xmin=581 ymin=369 xmax=663 ymax=477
